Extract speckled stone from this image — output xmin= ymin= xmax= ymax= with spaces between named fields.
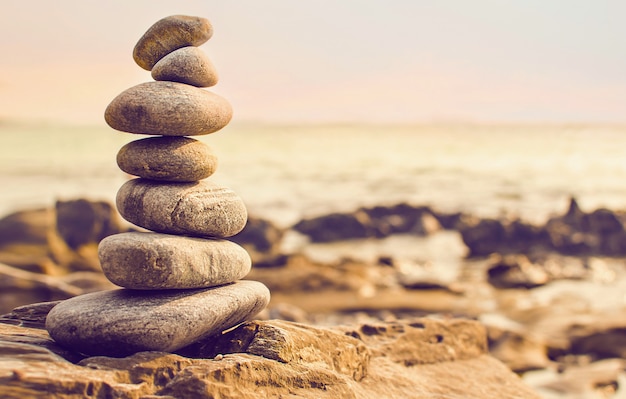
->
xmin=99 ymin=232 xmax=251 ymax=289
xmin=133 ymin=15 xmax=213 ymax=71
xmin=117 ymin=136 xmax=218 ymax=182
xmin=152 ymin=46 xmax=218 ymax=87
xmin=116 ymin=178 xmax=247 ymax=237
xmin=104 ymin=81 xmax=232 ymax=136
xmin=45 ymin=281 xmax=271 ymax=356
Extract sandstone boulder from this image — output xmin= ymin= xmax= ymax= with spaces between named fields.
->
xmin=0 ymin=314 xmax=541 ymax=398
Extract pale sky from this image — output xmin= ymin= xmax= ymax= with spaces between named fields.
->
xmin=0 ymin=1 xmax=625 ymax=124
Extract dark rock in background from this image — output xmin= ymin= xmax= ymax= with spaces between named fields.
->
xmin=55 ymin=199 xmax=126 ymax=250
xmin=292 ymin=203 xmax=443 ymax=243
xmin=293 ymin=210 xmax=375 ymax=242
xmin=231 ymin=215 xmax=285 ymax=254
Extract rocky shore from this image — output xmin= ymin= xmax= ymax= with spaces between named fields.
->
xmin=1 ymin=312 xmax=539 ymax=398
xmin=1 ymin=197 xmax=626 ymax=397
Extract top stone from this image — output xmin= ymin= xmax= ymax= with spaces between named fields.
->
xmin=133 ymin=15 xmax=213 ymax=71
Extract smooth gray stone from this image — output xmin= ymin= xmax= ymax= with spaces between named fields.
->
xmin=117 ymin=136 xmax=218 ymax=182
xmin=45 ymin=281 xmax=270 ymax=357
xmin=116 ymin=179 xmax=247 ymax=238
xmin=152 ymin=46 xmax=218 ymax=88
xmin=104 ymin=81 xmax=232 ymax=136
xmin=133 ymin=15 xmax=213 ymax=71
xmin=99 ymin=232 xmax=251 ymax=289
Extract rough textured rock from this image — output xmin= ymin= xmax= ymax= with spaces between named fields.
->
xmin=0 ymin=322 xmax=87 ymax=364
xmin=0 ymin=316 xmax=541 ymax=398
xmin=45 ymin=281 xmax=270 ymax=357
xmin=116 ymin=178 xmax=247 ymax=238
xmin=104 ymin=81 xmax=232 ymax=136
xmin=133 ymin=15 xmax=213 ymax=70
xmin=99 ymin=232 xmax=251 ymax=289
xmin=152 ymin=46 xmax=218 ymax=87
xmin=117 ymin=136 xmax=218 ymax=182
xmin=337 ymin=318 xmax=488 ymax=366
xmin=178 ymin=320 xmax=370 ymax=380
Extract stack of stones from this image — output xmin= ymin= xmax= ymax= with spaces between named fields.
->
xmin=45 ymin=15 xmax=270 ymax=357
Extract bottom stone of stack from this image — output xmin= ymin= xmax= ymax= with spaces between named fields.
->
xmin=45 ymin=280 xmax=270 ymax=357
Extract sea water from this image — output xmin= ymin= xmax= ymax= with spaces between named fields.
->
xmin=2 ymin=121 xmax=626 ymax=228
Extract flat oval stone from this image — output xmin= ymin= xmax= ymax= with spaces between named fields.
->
xmin=117 ymin=136 xmax=218 ymax=182
xmin=105 ymin=81 xmax=232 ymax=136
xmin=116 ymin=179 xmax=247 ymax=237
xmin=152 ymin=47 xmax=218 ymax=88
xmin=99 ymin=232 xmax=251 ymax=289
xmin=133 ymin=15 xmax=213 ymax=71
xmin=45 ymin=281 xmax=270 ymax=357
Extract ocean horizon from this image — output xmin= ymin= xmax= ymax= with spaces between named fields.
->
xmin=2 ymin=120 xmax=626 ymax=228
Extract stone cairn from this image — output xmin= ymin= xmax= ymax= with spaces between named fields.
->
xmin=45 ymin=15 xmax=270 ymax=357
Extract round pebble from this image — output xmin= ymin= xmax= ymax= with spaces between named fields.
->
xmin=133 ymin=15 xmax=213 ymax=71
xmin=45 ymin=281 xmax=271 ymax=356
xmin=105 ymin=81 xmax=232 ymax=136
xmin=116 ymin=178 xmax=247 ymax=237
xmin=99 ymin=232 xmax=251 ymax=289
xmin=117 ymin=136 xmax=217 ymax=182
xmin=152 ymin=46 xmax=218 ymax=87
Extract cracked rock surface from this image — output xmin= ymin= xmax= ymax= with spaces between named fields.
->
xmin=0 ymin=308 xmax=540 ymax=399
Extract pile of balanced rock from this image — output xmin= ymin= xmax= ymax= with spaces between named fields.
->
xmin=45 ymin=15 xmax=270 ymax=357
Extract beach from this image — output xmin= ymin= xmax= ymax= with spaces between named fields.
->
xmin=2 ymin=121 xmax=626 ymax=397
